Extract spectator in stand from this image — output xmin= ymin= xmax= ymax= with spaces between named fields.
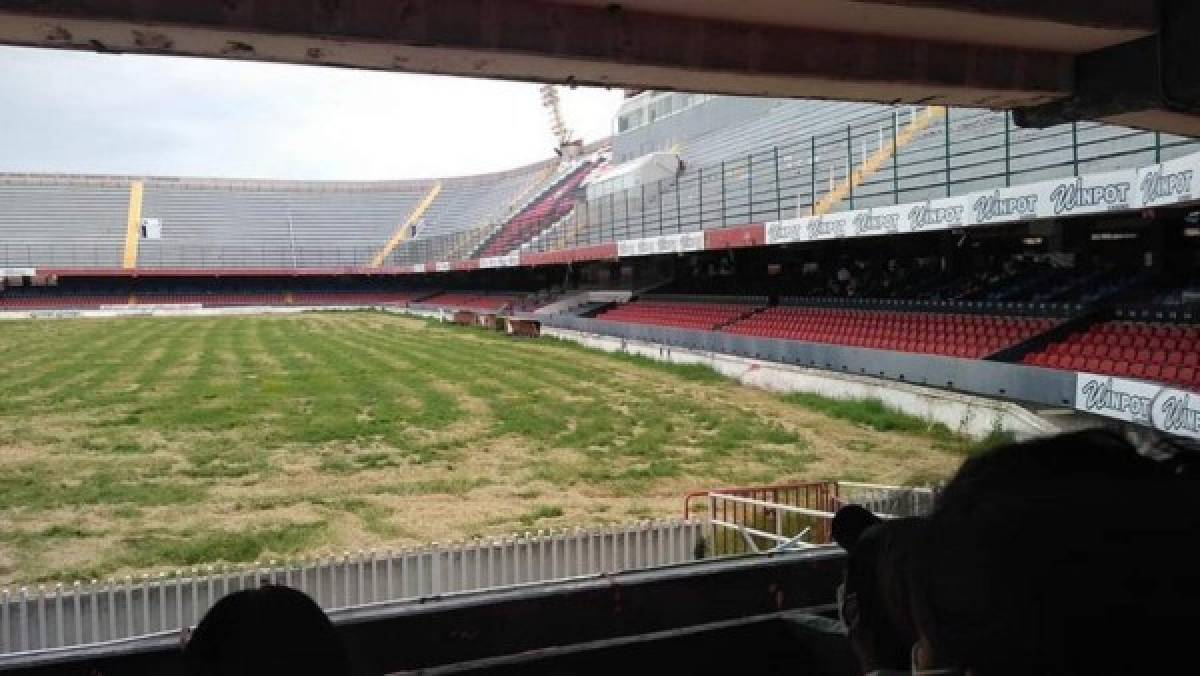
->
xmin=182 ymin=584 xmax=351 ymax=676
xmin=833 ymin=507 xmax=923 ymax=673
xmin=834 ymin=430 xmax=1200 ymax=675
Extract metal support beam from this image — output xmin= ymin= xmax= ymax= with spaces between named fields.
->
xmin=1014 ymin=2 xmax=1200 ymax=136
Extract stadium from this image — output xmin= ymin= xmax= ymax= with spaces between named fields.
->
xmin=2 ymin=2 xmax=1200 ymax=674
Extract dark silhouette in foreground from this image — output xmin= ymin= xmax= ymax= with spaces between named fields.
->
xmin=182 ymin=585 xmax=351 ymax=676
xmin=835 ymin=429 xmax=1200 ymax=675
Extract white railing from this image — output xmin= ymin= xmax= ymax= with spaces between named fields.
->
xmin=834 ymin=481 xmax=936 ymax=518
xmin=707 ymin=492 xmax=831 ymax=552
xmin=0 ymin=520 xmax=701 ymax=656
xmin=701 ymin=481 xmax=936 ymax=556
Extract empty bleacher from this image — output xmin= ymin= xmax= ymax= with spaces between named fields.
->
xmin=419 ymin=292 xmax=524 ymax=312
xmin=413 ymin=162 xmax=552 ymax=242
xmin=0 ymin=160 xmax=554 ymax=270
xmin=1024 ymin=320 xmax=1200 ymax=388
xmin=724 ymin=306 xmax=1056 ymax=358
xmin=476 ymin=160 xmax=598 ymax=258
xmin=595 ymin=299 xmax=760 ymax=331
xmin=140 ymin=181 xmax=432 ymax=268
xmin=0 ymin=178 xmax=130 ymax=267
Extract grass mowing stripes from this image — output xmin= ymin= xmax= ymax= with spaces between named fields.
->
xmin=0 ymin=312 xmax=971 ymax=584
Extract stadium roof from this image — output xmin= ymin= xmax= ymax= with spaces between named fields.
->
xmin=0 ymin=1 xmax=1196 ymax=135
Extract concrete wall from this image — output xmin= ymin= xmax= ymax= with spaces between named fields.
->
xmin=543 ymin=326 xmax=1059 ymax=441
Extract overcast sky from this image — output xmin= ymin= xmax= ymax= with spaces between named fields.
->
xmin=0 ymin=46 xmax=625 ymax=181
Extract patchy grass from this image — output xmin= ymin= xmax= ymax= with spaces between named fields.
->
xmin=518 ymin=505 xmax=565 ymax=526
xmin=0 ymin=313 xmax=969 ymax=584
xmin=782 ymin=393 xmax=954 ymax=437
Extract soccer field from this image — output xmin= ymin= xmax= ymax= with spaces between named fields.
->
xmin=0 ymin=312 xmax=971 ymax=584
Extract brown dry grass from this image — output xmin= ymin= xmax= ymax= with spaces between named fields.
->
xmin=0 ymin=313 xmax=969 ymax=584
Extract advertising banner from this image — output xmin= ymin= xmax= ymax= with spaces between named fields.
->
xmin=904 ymin=195 xmax=970 ymax=234
xmin=1074 ymin=372 xmax=1200 ymax=440
xmin=1136 ymin=153 xmax=1200 ymax=208
xmin=480 ymin=253 xmax=520 ymax=269
xmin=764 ymin=217 xmax=809 ymax=245
xmin=847 ymin=204 xmax=908 ymax=239
xmin=617 ymin=231 xmax=705 ymax=257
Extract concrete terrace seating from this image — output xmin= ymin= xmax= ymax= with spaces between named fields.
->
xmin=415 ymin=163 xmax=551 ymax=241
xmin=723 ymin=306 xmax=1057 ymax=358
xmin=595 ymin=300 xmax=759 ymax=331
xmin=1024 ymin=321 xmax=1200 ymax=389
xmin=0 ymin=161 xmax=555 ymax=270
xmin=139 ymin=181 xmax=434 ymax=268
xmin=0 ymin=179 xmax=129 ymax=267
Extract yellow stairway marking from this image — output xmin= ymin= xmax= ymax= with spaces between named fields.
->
xmin=370 ymin=182 xmax=442 ymax=268
xmin=122 ymin=181 xmax=145 ymax=269
xmin=810 ymin=106 xmax=945 ymax=216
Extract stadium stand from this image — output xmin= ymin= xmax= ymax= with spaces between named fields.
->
xmin=413 ymin=162 xmax=552 ymax=241
xmin=725 ymin=306 xmax=1057 ymax=358
xmin=545 ymin=99 xmax=1199 ymax=251
xmin=595 ymin=299 xmax=760 ymax=331
xmin=0 ymin=178 xmax=129 ymax=267
xmin=0 ymin=160 xmax=553 ymax=270
xmin=418 ymin=291 xmax=524 ymax=311
xmin=139 ymin=181 xmax=431 ymax=268
xmin=1023 ymin=320 xmax=1200 ymax=388
xmin=475 ymin=159 xmax=600 ymax=257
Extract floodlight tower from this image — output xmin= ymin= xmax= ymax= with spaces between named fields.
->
xmin=541 ymin=84 xmax=582 ymax=159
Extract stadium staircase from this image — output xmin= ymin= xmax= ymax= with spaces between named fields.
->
xmin=370 ymin=182 xmax=442 ymax=267
xmin=810 ymin=105 xmax=945 ymax=216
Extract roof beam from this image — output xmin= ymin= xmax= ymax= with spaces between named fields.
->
xmin=0 ymin=0 xmax=1072 ymax=108
xmin=1014 ymin=1 xmax=1200 ymax=137
xmin=857 ymin=0 xmax=1155 ymax=31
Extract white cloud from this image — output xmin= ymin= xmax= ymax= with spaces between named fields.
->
xmin=0 ymin=46 xmax=625 ymax=180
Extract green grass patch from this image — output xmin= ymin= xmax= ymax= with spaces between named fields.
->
xmin=0 ymin=470 xmax=205 ymax=510
xmin=518 ymin=505 xmax=564 ymax=526
xmin=784 ymin=393 xmax=956 ymax=438
xmin=119 ymin=522 xmax=327 ymax=568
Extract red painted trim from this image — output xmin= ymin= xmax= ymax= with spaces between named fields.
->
xmin=520 ymin=242 xmax=619 ymax=267
xmin=705 ymin=223 xmax=765 ymax=250
xmin=39 ymin=267 xmax=419 ymax=278
xmin=38 ymin=224 xmax=766 ymax=279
